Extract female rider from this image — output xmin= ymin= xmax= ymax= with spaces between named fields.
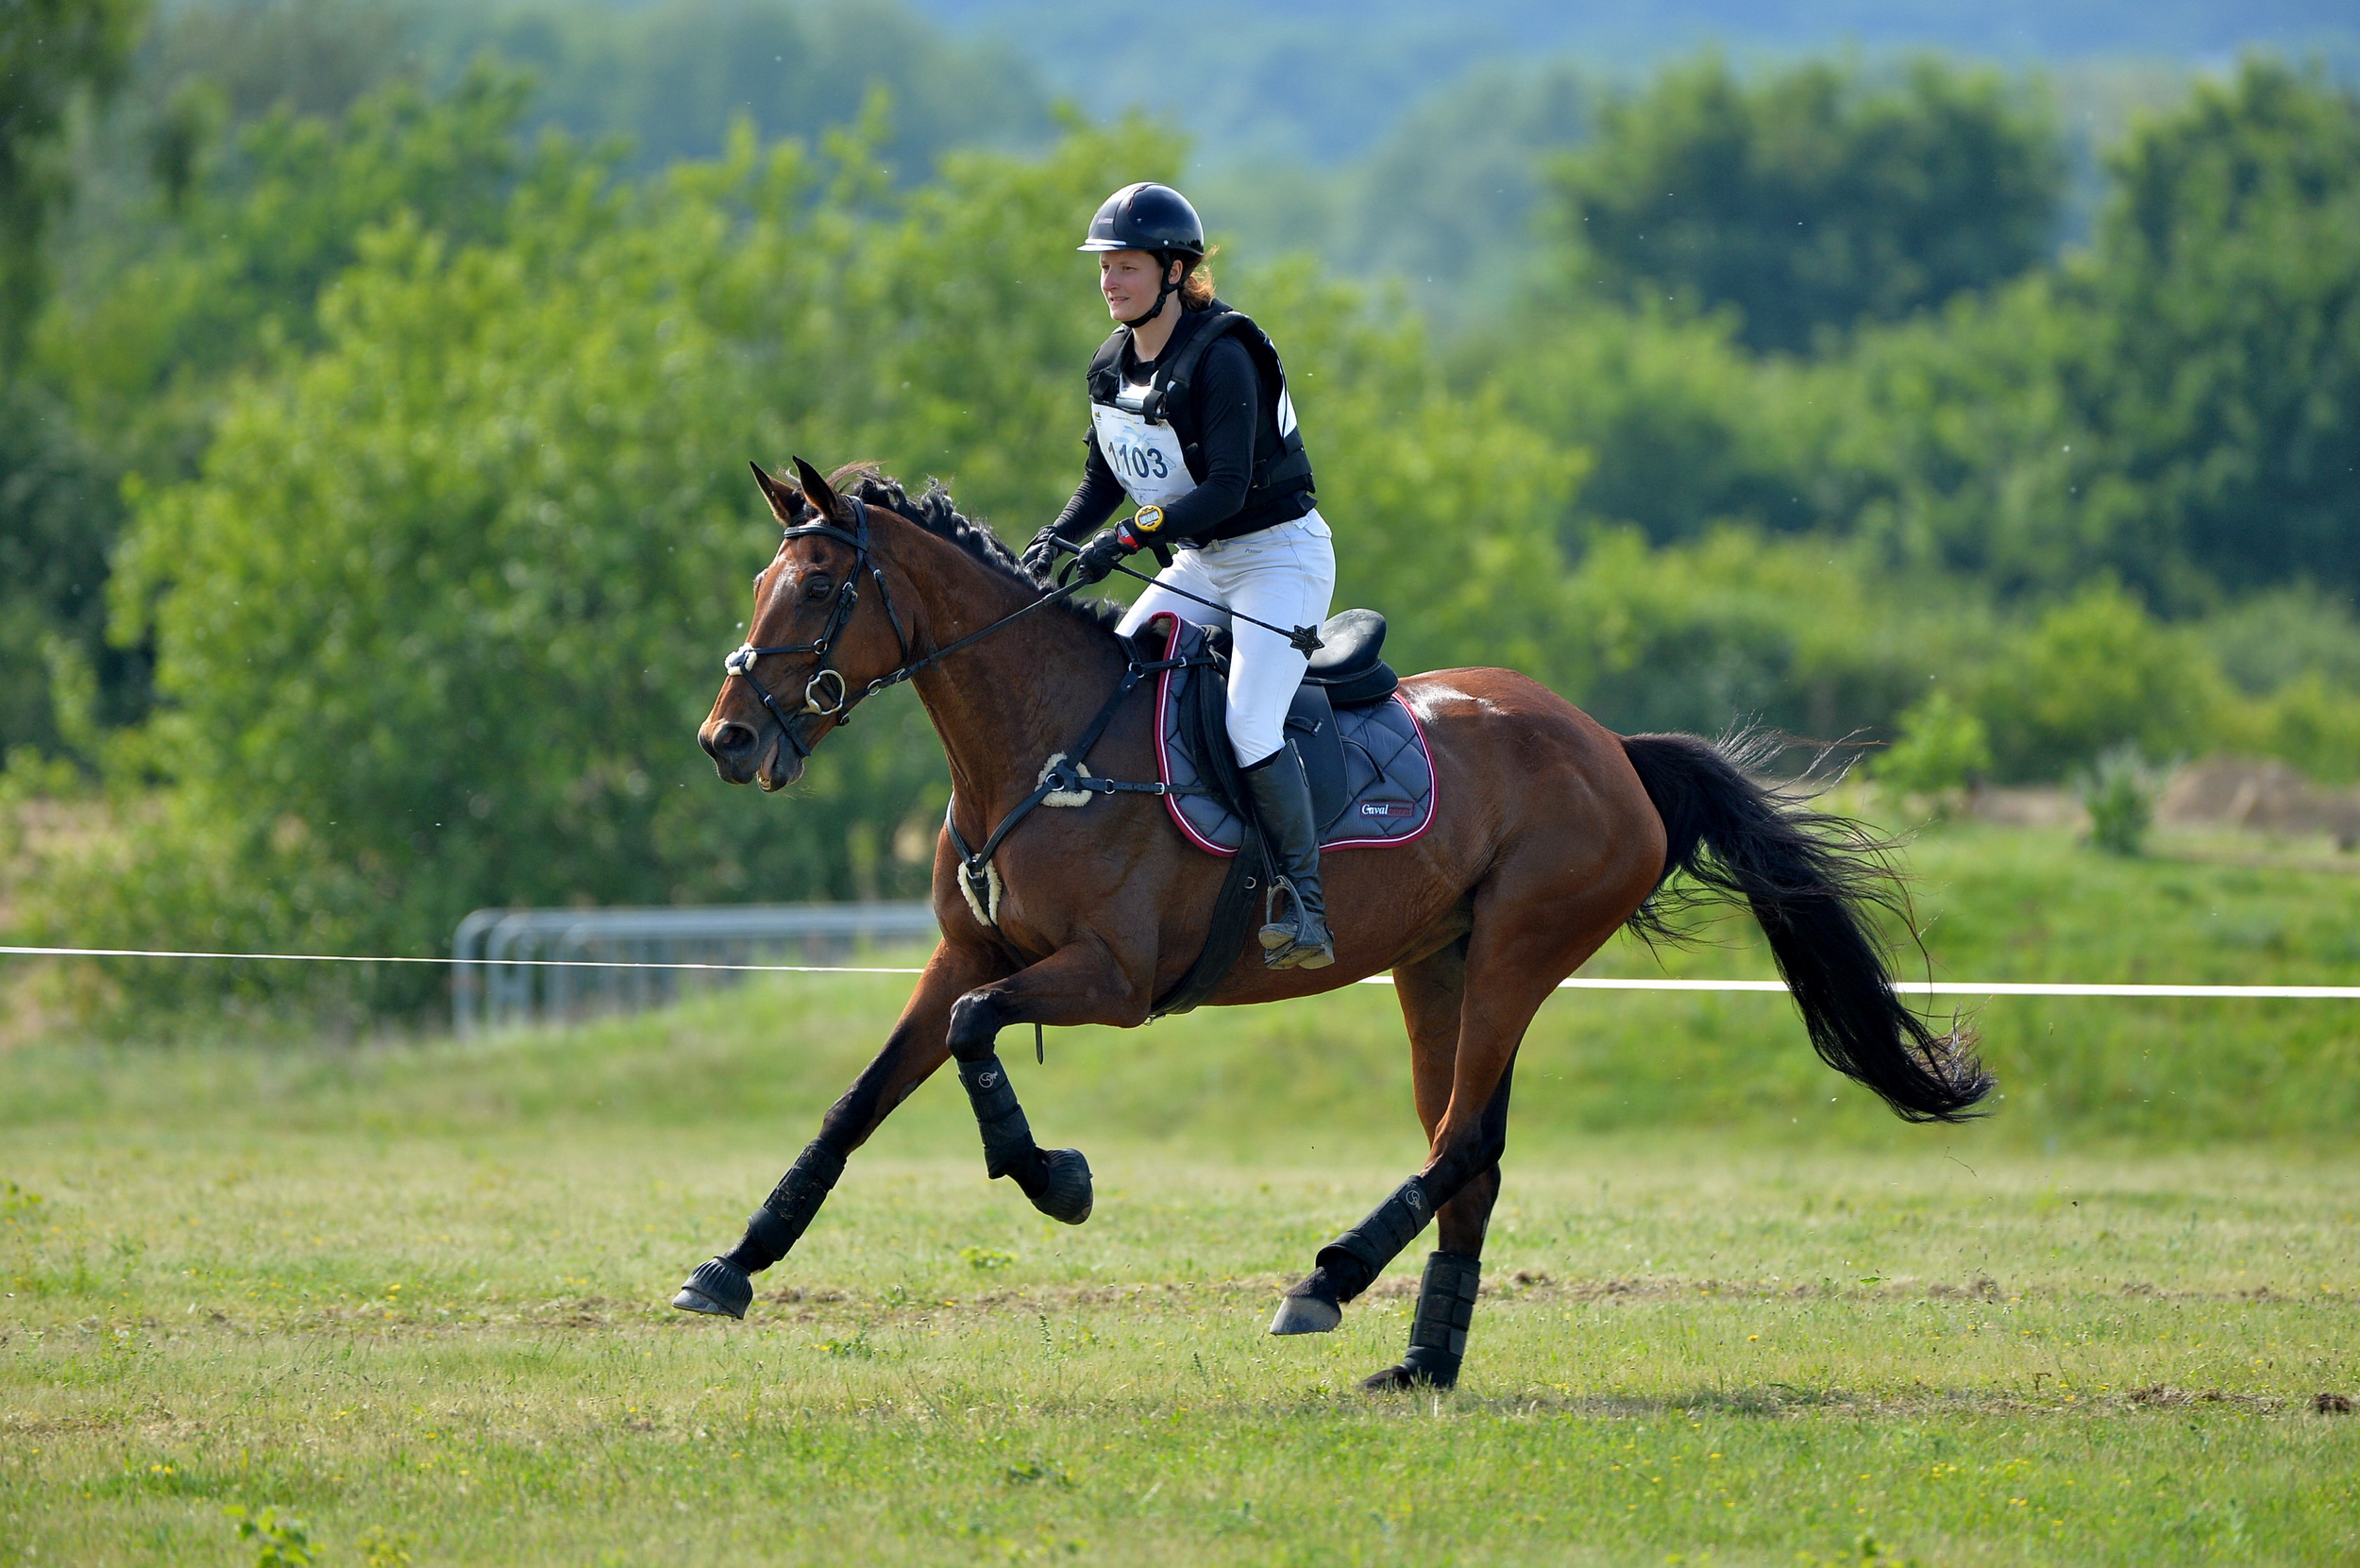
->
xmin=1020 ymin=181 xmax=1338 ymax=971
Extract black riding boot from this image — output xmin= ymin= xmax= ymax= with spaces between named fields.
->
xmin=1244 ymin=740 xmax=1335 ymax=969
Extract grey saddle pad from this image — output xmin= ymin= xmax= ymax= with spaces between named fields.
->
xmin=1145 ymin=615 xmax=1438 ymax=855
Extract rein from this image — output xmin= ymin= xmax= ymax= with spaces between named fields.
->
xmin=1048 ymin=535 xmax=1326 ymax=656
xmin=723 ymin=496 xmax=1091 ymax=762
xmin=721 ymin=493 xmax=1210 ymax=929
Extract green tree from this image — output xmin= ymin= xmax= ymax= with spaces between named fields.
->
xmin=0 ymin=381 xmax=134 ymax=756
xmin=1877 ymin=689 xmax=1992 ymax=803
xmin=1548 ymin=527 xmax=1948 ymax=740
xmin=43 ymin=63 xmax=541 ymax=468
xmin=1471 ymin=301 xmax=1825 ymax=547
xmin=2075 ymin=58 xmax=2360 ymax=599
xmin=1553 ymin=55 xmax=2065 ymax=354
xmin=0 ymin=0 xmax=149 ymax=758
xmin=2239 ymin=674 xmax=2360 ymax=785
xmin=1265 ymin=261 xmax=1586 ymax=683
xmin=446 ymin=0 xmax=1053 ymax=175
xmin=1811 ymin=276 xmax=2100 ymax=597
xmin=3 ymin=64 xmax=546 ymax=761
xmin=1254 ymin=59 xmax=1592 ymax=328
xmin=1978 ymin=582 xmax=2229 ymax=780
xmin=0 ymin=0 xmax=147 ymax=362
xmin=2076 ymin=744 xmax=2160 ymax=857
xmin=1823 ymin=59 xmax=2360 ymax=610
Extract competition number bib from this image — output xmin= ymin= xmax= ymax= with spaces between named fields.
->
xmin=1090 ymin=400 xmax=1195 ymax=508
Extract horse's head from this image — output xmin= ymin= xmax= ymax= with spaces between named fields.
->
xmin=700 ymin=458 xmax=909 ymax=791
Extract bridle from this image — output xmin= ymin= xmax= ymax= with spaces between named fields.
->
xmin=721 ymin=495 xmax=1090 ymax=762
xmin=721 ymin=486 xmax=1251 ymax=953
xmin=723 ymin=497 xmax=904 ymax=763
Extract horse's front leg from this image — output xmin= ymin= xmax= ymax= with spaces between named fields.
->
xmin=672 ymin=940 xmax=1012 ymax=1318
xmin=943 ymin=936 xmax=1143 ymax=1228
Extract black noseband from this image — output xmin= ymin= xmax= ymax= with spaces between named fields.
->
xmin=721 ymin=497 xmax=910 ymax=762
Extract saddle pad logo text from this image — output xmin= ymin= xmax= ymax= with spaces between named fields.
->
xmin=1360 ymin=801 xmax=1415 ymax=818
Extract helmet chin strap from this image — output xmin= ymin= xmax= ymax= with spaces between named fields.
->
xmin=1119 ymin=254 xmax=1182 ymax=329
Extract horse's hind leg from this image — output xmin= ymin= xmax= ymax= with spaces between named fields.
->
xmin=1273 ymin=868 xmax=1615 ymax=1361
xmin=1354 ymin=938 xmax=1515 ymax=1391
xmin=1357 ymin=1091 xmax=1511 ymax=1391
xmin=672 ymin=941 xmax=1006 ymax=1318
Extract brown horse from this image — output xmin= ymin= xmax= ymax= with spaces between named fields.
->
xmin=679 ymin=458 xmax=1990 ymax=1391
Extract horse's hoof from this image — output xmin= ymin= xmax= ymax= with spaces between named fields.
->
xmin=1359 ymin=1358 xmax=1457 ymax=1391
xmin=1026 ymin=1148 xmax=1094 ymax=1226
xmin=671 ymin=1257 xmax=751 ymax=1319
xmin=1269 ymin=1279 xmax=1343 ymax=1336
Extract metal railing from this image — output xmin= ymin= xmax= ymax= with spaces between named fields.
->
xmin=450 ymin=902 xmax=937 ymax=1036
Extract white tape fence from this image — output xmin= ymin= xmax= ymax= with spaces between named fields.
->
xmin=8 ymin=943 xmax=2360 ymax=1003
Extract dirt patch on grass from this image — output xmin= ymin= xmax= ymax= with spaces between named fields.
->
xmin=1432 ymin=1384 xmax=2301 ymax=1421
xmin=20 ymin=1271 xmax=2347 ymax=1346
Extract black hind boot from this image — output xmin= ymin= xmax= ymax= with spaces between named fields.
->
xmin=1244 ymin=740 xmax=1335 ymax=970
xmin=1362 ymin=1251 xmax=1482 ymax=1391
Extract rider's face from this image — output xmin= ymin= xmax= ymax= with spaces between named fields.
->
xmin=1100 ymin=249 xmax=1175 ymax=320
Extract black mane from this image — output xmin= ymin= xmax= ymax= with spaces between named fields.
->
xmin=826 ymin=464 xmax=1125 ymax=636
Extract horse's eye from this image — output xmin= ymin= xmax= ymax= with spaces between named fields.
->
xmin=803 ymin=576 xmax=834 ymax=602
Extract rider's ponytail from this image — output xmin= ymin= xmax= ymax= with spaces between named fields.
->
xmin=1178 ymin=245 xmax=1219 ymax=309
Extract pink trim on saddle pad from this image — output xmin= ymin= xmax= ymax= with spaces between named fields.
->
xmin=1146 ymin=612 xmax=1441 ymax=857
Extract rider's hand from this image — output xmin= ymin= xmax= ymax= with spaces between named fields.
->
xmin=1020 ymin=528 xmax=1066 ymax=581
xmin=1069 ymin=526 xmax=1139 ymax=585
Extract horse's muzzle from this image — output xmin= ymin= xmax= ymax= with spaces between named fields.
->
xmin=700 ymin=716 xmax=804 ymax=790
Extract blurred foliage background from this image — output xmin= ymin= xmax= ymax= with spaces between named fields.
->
xmin=2 ymin=0 xmax=2358 ymax=1029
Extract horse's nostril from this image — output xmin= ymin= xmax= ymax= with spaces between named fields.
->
xmin=712 ymin=722 xmax=757 ymax=757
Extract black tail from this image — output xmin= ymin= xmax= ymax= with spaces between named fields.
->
xmin=1619 ymin=730 xmax=1993 ymax=1124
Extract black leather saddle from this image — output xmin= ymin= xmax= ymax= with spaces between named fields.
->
xmin=1169 ymin=610 xmax=1400 ymax=835
xmin=1302 ymin=608 xmax=1399 ymax=707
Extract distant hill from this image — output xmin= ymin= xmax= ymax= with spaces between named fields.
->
xmin=908 ymin=0 xmax=2358 ymax=164
xmin=896 ymin=0 xmax=2354 ymax=324
xmin=136 ymin=0 xmax=1058 ymax=177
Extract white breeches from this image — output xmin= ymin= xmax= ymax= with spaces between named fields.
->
xmin=1116 ymin=513 xmax=1337 ymax=767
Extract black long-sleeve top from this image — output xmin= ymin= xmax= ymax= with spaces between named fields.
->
xmin=1044 ymin=312 xmax=1314 ymax=547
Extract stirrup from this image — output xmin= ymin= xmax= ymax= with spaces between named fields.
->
xmin=1258 ymin=878 xmax=1335 ymax=970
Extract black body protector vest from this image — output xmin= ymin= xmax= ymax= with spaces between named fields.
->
xmin=1085 ymin=301 xmax=1315 ymax=526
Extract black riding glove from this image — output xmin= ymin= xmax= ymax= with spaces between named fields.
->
xmin=1020 ymin=528 xmax=1068 ymax=582
xmin=1069 ymin=524 xmax=1142 ymax=586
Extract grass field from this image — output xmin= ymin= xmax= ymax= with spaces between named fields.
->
xmin=5 ymin=823 xmax=2359 ymax=1563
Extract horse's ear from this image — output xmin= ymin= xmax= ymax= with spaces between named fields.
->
xmin=749 ymin=461 xmax=801 ymax=526
xmin=792 ymin=457 xmax=845 ymax=523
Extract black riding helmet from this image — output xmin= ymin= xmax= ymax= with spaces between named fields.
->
xmin=1079 ymin=181 xmax=1205 ymax=257
xmin=1080 ymin=182 xmax=1205 ymax=327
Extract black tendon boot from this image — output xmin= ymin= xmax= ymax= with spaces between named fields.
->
xmin=674 ymin=1138 xmax=847 ymax=1319
xmin=958 ymin=1054 xmax=1094 ymax=1225
xmin=1270 ymin=1175 xmax=1434 ymax=1335
xmin=1243 ymin=741 xmax=1335 ymax=969
xmin=1363 ymin=1251 xmax=1482 ymax=1391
